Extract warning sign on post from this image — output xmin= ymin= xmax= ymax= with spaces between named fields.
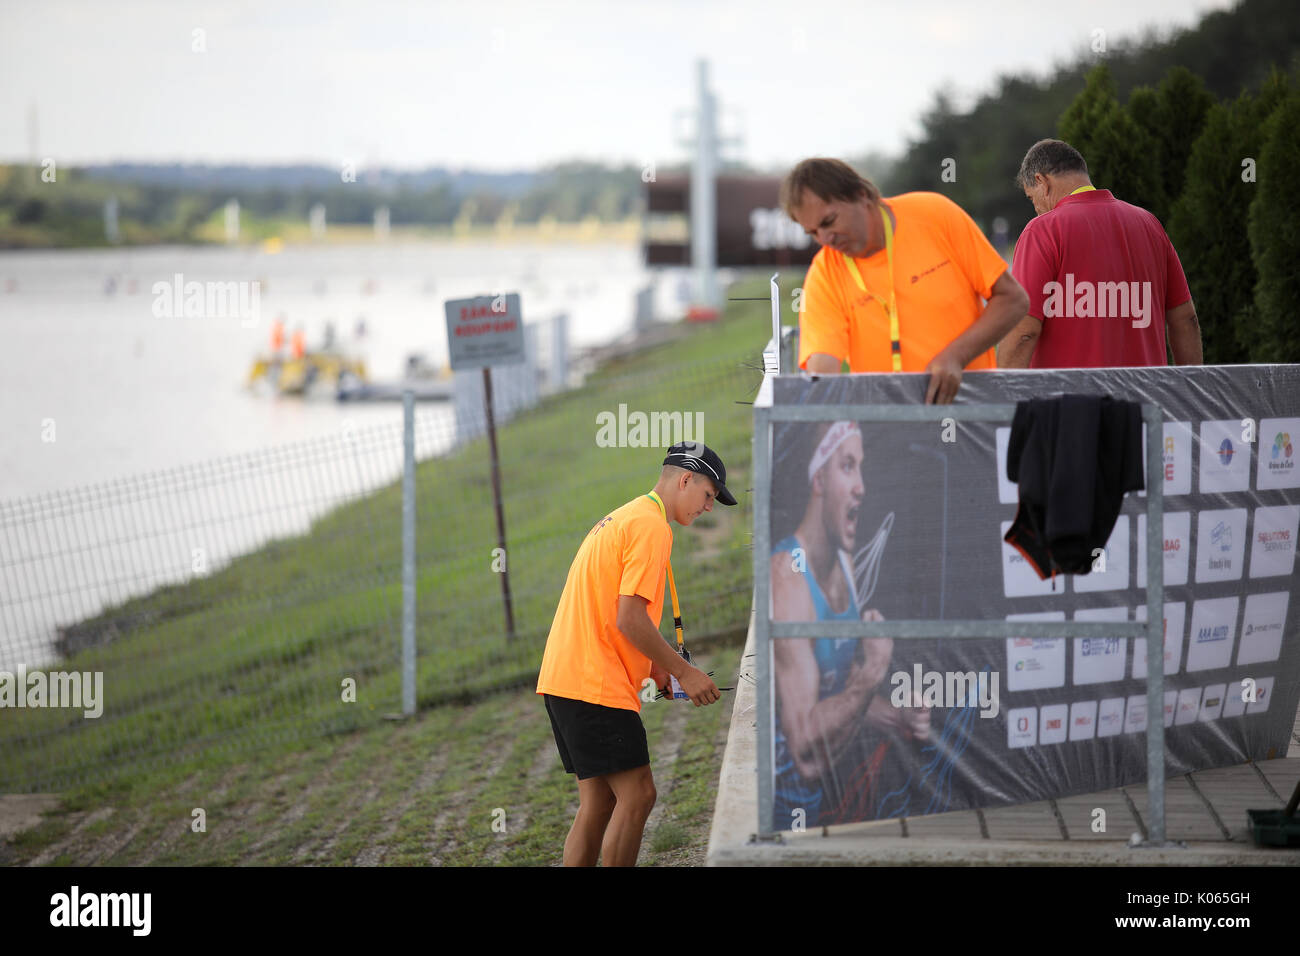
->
xmin=445 ymin=293 xmax=525 ymax=370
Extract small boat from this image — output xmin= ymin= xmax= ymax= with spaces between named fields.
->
xmin=335 ymin=352 xmax=454 ymax=402
xmin=247 ymin=351 xmax=369 ymax=396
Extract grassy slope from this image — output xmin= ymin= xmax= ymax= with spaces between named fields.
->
xmin=1 ymin=274 xmax=777 ymax=864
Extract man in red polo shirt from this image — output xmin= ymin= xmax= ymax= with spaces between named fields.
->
xmin=998 ymin=139 xmax=1203 ymax=368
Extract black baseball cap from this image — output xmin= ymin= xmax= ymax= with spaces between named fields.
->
xmin=662 ymin=441 xmax=737 ymax=506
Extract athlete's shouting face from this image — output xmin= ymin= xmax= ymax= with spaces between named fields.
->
xmin=814 ymin=432 xmax=864 ymax=553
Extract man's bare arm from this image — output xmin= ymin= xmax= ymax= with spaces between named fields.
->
xmin=771 ymin=556 xmax=890 ymax=779
xmin=615 ymin=594 xmax=718 ymax=705
xmin=1167 ymin=300 xmax=1203 ymax=365
xmin=925 ymin=270 xmax=1030 ymax=403
xmin=806 ymin=352 xmax=841 ymax=374
xmin=997 ymin=315 xmax=1042 ymax=368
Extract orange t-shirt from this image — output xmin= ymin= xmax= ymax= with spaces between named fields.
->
xmin=797 ymin=191 xmax=1010 ymax=373
xmin=536 ymin=495 xmax=672 ymax=712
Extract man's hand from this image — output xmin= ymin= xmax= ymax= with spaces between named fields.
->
xmin=650 ymin=662 xmax=671 ymax=696
xmin=865 ymin=691 xmax=931 ymax=740
xmin=676 ymin=665 xmax=720 ymax=707
xmin=927 ymin=270 xmax=1030 ymax=401
xmin=924 ymin=347 xmax=966 ymax=405
xmin=849 ymin=611 xmax=892 ymax=692
xmin=896 ymin=690 xmax=931 ymax=741
xmin=805 ymin=352 xmax=842 ymax=375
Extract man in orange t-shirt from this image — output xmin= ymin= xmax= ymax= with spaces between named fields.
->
xmin=536 ymin=441 xmax=735 ymax=866
xmin=781 ymin=157 xmax=1029 ymax=403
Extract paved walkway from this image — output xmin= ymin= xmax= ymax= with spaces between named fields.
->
xmin=707 ymin=618 xmax=1300 ymax=865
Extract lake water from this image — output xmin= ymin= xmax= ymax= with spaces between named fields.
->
xmin=0 ymin=240 xmax=675 ymax=668
xmin=0 ymin=240 xmax=657 ymax=502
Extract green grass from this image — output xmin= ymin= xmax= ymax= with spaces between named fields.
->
xmin=0 ymin=273 xmax=779 ymax=863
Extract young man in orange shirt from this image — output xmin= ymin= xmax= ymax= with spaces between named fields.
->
xmin=536 ymin=441 xmax=735 ymax=866
xmin=781 ymin=157 xmax=1029 ymax=403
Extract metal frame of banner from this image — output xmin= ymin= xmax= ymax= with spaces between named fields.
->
xmin=752 ymin=382 xmax=1168 ymax=846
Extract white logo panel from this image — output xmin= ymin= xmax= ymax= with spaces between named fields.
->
xmin=1257 ymin=417 xmax=1300 ymax=490
xmin=1195 ymin=508 xmax=1247 ymax=583
xmin=1247 ymin=675 xmax=1275 ymax=715
xmin=1136 ymin=512 xmax=1190 ymax=588
xmin=1198 ymin=420 xmax=1251 ymax=493
xmin=1069 ymin=700 xmax=1098 ymax=741
xmin=1138 ymin=421 xmax=1193 ymax=497
xmin=1174 ymin=687 xmax=1202 ymax=725
xmin=1198 ymin=683 xmax=1226 ymax=722
xmin=1236 ymin=591 xmax=1289 ymax=666
xmin=1097 ymin=697 xmax=1125 ymax=738
xmin=1007 ymin=707 xmax=1037 ymax=749
xmin=996 ymin=427 xmax=1018 ymax=504
xmin=1072 ymin=607 xmax=1128 ymax=685
xmin=1133 ymin=602 xmax=1186 ymax=678
xmin=1039 ymin=703 xmax=1068 ymax=745
xmin=1186 ymin=597 xmax=1239 ymax=673
xmin=1005 ymin=612 xmax=1067 ymax=691
xmin=1248 ymin=505 xmax=1299 ymax=578
xmin=1074 ymin=516 xmax=1130 ymax=593
xmin=1001 ymin=521 xmax=1065 ymax=597
xmin=1123 ymin=695 xmax=1147 ymax=734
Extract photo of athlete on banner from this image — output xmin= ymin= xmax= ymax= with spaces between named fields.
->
xmin=769 ymin=420 xmax=930 ymax=829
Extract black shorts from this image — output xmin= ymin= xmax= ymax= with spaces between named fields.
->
xmin=543 ymin=694 xmax=650 ymax=780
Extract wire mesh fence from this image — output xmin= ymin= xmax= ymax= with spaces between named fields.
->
xmin=0 ymin=353 xmax=760 ymax=792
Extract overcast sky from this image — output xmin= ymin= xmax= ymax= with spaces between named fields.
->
xmin=0 ymin=0 xmax=1235 ymax=172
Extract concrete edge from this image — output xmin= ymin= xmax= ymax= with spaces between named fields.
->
xmin=706 ymin=610 xmax=759 ymax=864
xmin=708 ymin=835 xmax=1300 ymax=866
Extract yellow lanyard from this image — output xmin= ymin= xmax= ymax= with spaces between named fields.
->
xmin=1070 ymin=185 xmax=1096 ymax=195
xmin=842 ymin=203 xmax=901 ymax=371
xmin=645 ymin=491 xmax=684 ymax=650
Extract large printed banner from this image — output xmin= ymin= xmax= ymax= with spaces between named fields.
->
xmin=765 ymin=365 xmax=1299 ymax=832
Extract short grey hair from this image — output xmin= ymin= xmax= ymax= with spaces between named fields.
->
xmin=1016 ymin=139 xmax=1089 ymax=190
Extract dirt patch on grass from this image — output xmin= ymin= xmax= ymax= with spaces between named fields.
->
xmin=0 ymin=794 xmax=62 ymax=842
xmin=29 ymin=806 xmax=115 ymax=866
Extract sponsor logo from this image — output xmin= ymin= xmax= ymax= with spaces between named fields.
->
xmin=1211 ymin=520 xmax=1233 ymax=552
xmin=1269 ymin=431 xmax=1294 ymax=469
xmin=1195 ymin=624 xmax=1230 ymax=644
xmin=1081 ymin=637 xmax=1121 ymax=657
xmin=1217 ymin=438 xmax=1235 ymax=467
xmin=1257 ymin=529 xmax=1292 ymax=553
xmin=910 ymin=259 xmax=951 ymax=284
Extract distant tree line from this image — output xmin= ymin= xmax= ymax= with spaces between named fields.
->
xmin=0 ymin=160 xmax=671 ymax=248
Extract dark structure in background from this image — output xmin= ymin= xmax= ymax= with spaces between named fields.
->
xmin=643 ymin=175 xmax=817 ymax=268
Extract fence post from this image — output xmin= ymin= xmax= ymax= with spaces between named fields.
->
xmin=402 ymin=389 xmax=416 ymax=716
xmin=1143 ymin=403 xmax=1166 ymax=844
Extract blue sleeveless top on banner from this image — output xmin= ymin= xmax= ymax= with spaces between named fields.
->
xmin=771 ymin=534 xmax=860 ymax=829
